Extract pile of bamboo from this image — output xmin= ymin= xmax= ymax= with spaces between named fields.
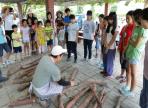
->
xmin=58 ymin=80 xmax=108 ymax=108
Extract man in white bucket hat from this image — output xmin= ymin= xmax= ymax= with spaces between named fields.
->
xmin=30 ymin=45 xmax=75 ymax=100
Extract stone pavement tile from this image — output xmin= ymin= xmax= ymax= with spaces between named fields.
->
xmin=126 ymin=94 xmax=140 ymax=105
xmin=75 ymin=72 xmax=90 ymax=82
xmin=121 ymin=99 xmax=140 ymax=108
xmin=0 ymin=93 xmax=10 ymax=107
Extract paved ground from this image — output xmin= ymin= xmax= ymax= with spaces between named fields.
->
xmin=0 ymin=42 xmax=144 ymax=108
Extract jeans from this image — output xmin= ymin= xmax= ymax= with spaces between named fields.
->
xmin=83 ymin=39 xmax=93 ymax=59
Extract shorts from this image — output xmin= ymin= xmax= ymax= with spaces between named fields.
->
xmin=47 ymin=40 xmax=53 ymax=46
xmin=0 ymin=43 xmax=11 ymax=57
xmin=128 ymin=59 xmax=140 ymax=65
xmin=13 ymin=46 xmax=22 ymax=53
xmin=140 ymin=76 xmax=148 ymax=108
xmin=23 ymin=38 xmax=30 ymax=43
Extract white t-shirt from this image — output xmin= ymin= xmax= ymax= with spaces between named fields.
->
xmin=83 ymin=20 xmax=96 ymax=40
xmin=20 ymin=26 xmax=30 ymax=42
xmin=58 ymin=29 xmax=65 ymax=41
xmin=68 ymin=23 xmax=79 ymax=42
xmin=106 ymin=27 xmax=119 ymax=49
xmin=4 ymin=14 xmax=14 ymax=31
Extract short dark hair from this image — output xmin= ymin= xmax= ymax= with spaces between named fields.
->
xmin=45 ymin=20 xmax=51 ymax=24
xmin=103 ymin=16 xmax=108 ymax=21
xmin=133 ymin=9 xmax=142 ymax=25
xmin=87 ymin=10 xmax=92 ymax=16
xmin=141 ymin=8 xmax=148 ymax=21
xmin=126 ymin=11 xmax=133 ymax=17
xmin=47 ymin=11 xmax=52 ymax=19
xmin=69 ymin=14 xmax=75 ymax=20
xmin=22 ymin=19 xmax=27 ymax=23
xmin=12 ymin=24 xmax=17 ymax=29
xmin=0 ymin=17 xmax=2 ymax=22
xmin=37 ymin=21 xmax=42 ymax=25
xmin=99 ymin=14 xmax=104 ymax=18
xmin=65 ymin=8 xmax=70 ymax=13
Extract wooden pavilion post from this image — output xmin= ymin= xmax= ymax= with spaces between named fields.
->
xmin=45 ymin=0 xmax=54 ymax=19
xmin=104 ymin=2 xmax=109 ymax=16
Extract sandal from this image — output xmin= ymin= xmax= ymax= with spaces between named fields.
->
xmin=115 ymin=75 xmax=124 ymax=80
xmin=120 ymin=77 xmax=126 ymax=83
xmin=100 ymin=71 xmax=106 ymax=75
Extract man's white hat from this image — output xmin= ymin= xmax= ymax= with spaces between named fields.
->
xmin=51 ymin=46 xmax=67 ymax=56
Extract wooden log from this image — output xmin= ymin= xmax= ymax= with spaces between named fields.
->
xmin=17 ymin=83 xmax=30 ymax=92
xmin=15 ymin=66 xmax=36 ymax=79
xmin=27 ymin=71 xmax=34 ymax=77
xmin=8 ymin=98 xmax=36 ymax=107
xmin=13 ymin=76 xmax=33 ymax=84
xmin=21 ymin=61 xmax=38 ymax=69
xmin=78 ymin=92 xmax=94 ymax=108
xmin=58 ymin=95 xmax=64 ymax=108
xmin=69 ymin=68 xmax=79 ymax=81
xmin=66 ymin=87 xmax=89 ymax=108
xmin=115 ymin=96 xmax=122 ymax=108
xmin=7 ymin=65 xmax=21 ymax=77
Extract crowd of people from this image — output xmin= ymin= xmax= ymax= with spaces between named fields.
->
xmin=0 ymin=6 xmax=148 ymax=108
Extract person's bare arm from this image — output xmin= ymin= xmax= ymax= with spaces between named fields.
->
xmin=129 ymin=36 xmax=144 ymax=48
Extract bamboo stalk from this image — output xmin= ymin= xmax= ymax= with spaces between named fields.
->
xmin=115 ymin=96 xmax=122 ymax=108
xmin=58 ymin=95 xmax=65 ymax=108
xmin=8 ymin=98 xmax=36 ymax=107
xmin=66 ymin=87 xmax=89 ymax=108
xmin=78 ymin=92 xmax=94 ymax=108
xmin=17 ymin=83 xmax=30 ymax=92
xmin=69 ymin=68 xmax=79 ymax=81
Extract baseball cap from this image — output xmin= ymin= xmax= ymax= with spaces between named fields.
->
xmin=51 ymin=46 xmax=67 ymax=56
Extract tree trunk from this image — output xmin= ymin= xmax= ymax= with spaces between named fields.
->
xmin=17 ymin=2 xmax=23 ymax=19
xmin=45 ymin=0 xmax=54 ymax=19
xmin=104 ymin=3 xmax=109 ymax=16
xmin=144 ymin=0 xmax=148 ymax=8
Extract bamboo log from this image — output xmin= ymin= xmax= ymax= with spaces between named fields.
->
xmin=21 ymin=61 xmax=38 ymax=69
xmin=7 ymin=65 xmax=21 ymax=77
xmin=8 ymin=98 xmax=36 ymax=107
xmin=66 ymin=87 xmax=89 ymax=108
xmin=78 ymin=92 xmax=94 ymax=108
xmin=69 ymin=68 xmax=79 ymax=81
xmin=58 ymin=95 xmax=64 ymax=108
xmin=27 ymin=71 xmax=34 ymax=77
xmin=13 ymin=76 xmax=33 ymax=84
xmin=17 ymin=83 xmax=30 ymax=92
xmin=115 ymin=96 xmax=122 ymax=108
xmin=15 ymin=66 xmax=36 ymax=79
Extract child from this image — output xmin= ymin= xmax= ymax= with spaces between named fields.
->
xmin=67 ymin=14 xmax=79 ymax=63
xmin=116 ymin=11 xmax=135 ymax=83
xmin=102 ymin=12 xmax=118 ymax=78
xmin=120 ymin=9 xmax=148 ymax=97
xmin=36 ymin=21 xmax=46 ymax=54
xmin=44 ymin=20 xmax=53 ymax=52
xmin=20 ymin=19 xmax=30 ymax=57
xmin=30 ymin=18 xmax=38 ymax=54
xmin=12 ymin=24 xmax=23 ymax=61
xmin=140 ymin=7 xmax=148 ymax=108
xmin=83 ymin=10 xmax=96 ymax=62
xmin=0 ymin=17 xmax=11 ymax=68
xmin=57 ymin=22 xmax=65 ymax=48
xmin=95 ymin=14 xmax=104 ymax=58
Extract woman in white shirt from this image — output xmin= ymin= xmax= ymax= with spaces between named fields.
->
xmin=102 ymin=12 xmax=118 ymax=78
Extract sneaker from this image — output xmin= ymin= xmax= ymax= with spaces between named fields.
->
xmin=122 ymin=90 xmax=135 ymax=97
xmin=0 ymin=76 xmax=8 ymax=83
xmin=74 ymin=60 xmax=77 ymax=63
xmin=5 ymin=60 xmax=14 ymax=65
xmin=120 ymin=85 xmax=130 ymax=94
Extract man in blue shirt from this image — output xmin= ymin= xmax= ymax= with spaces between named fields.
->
xmin=64 ymin=8 xmax=71 ymax=48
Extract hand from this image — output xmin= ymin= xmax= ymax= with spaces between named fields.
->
xmin=70 ymin=81 xmax=75 ymax=86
